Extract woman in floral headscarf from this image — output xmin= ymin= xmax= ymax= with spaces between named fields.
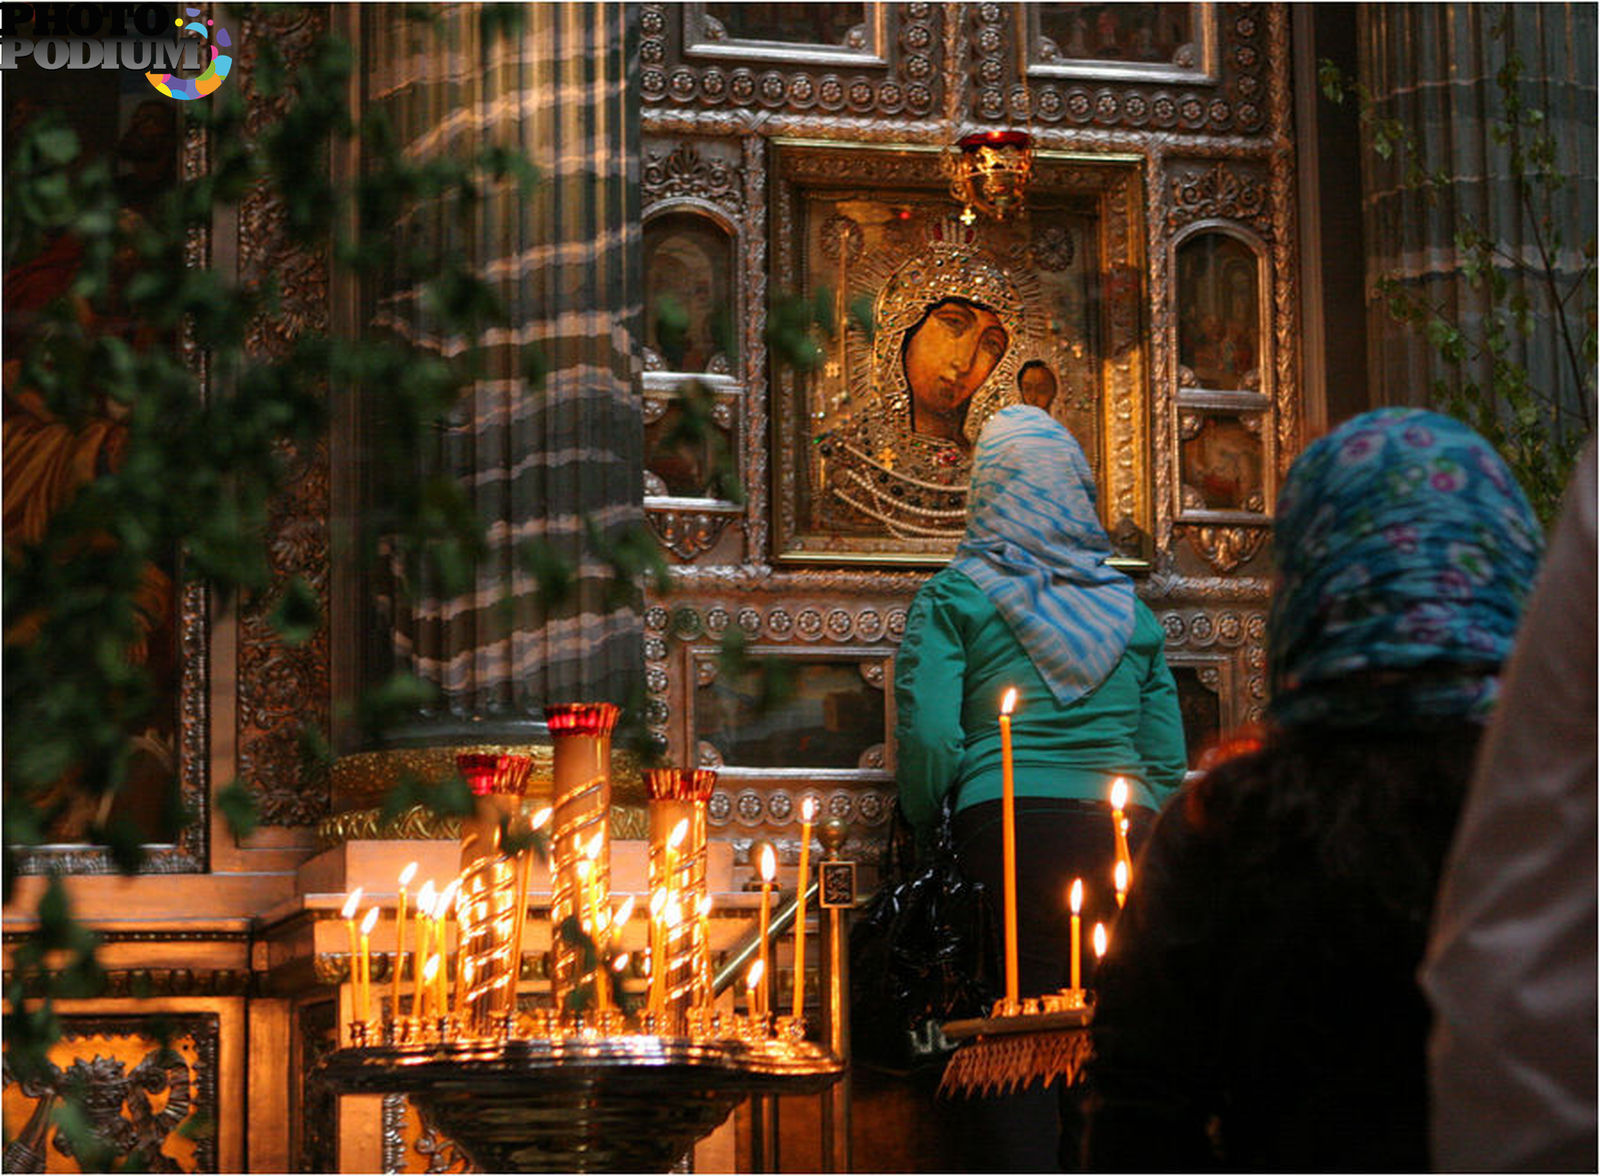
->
xmin=1083 ymin=408 xmax=1543 ymax=1172
xmin=895 ymin=404 xmax=1187 ymax=1172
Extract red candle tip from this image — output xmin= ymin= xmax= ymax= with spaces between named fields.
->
xmin=455 ymin=752 xmax=534 ymax=796
xmin=544 ymin=702 xmax=621 ymax=736
xmin=643 ymin=767 xmax=718 ymax=801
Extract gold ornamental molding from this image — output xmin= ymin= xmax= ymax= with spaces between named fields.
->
xmin=330 ymin=744 xmax=651 ymax=811
xmin=315 ymin=802 xmax=650 ymax=850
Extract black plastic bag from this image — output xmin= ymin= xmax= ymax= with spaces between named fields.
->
xmin=850 ymin=799 xmax=1000 ymax=1074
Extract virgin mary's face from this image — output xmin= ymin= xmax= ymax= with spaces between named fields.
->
xmin=902 ymin=298 xmax=1009 ymax=422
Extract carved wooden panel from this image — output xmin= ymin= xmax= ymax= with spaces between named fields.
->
xmin=234 ymin=5 xmax=333 ymax=827
xmin=1 ymin=1014 xmax=219 ymax=1173
xmin=988 ymin=2 xmax=1270 ymax=134
xmin=297 ymin=1000 xmax=338 ymax=1175
xmin=641 ymin=3 xmax=946 ymax=121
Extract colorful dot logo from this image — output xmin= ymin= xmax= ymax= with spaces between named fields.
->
xmin=146 ymin=8 xmax=232 ymax=100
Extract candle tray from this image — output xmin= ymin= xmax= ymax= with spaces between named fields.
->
xmin=316 ymin=1034 xmax=845 ymax=1173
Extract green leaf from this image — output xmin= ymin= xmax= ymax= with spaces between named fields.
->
xmin=217 ymin=780 xmax=261 ymax=841
xmin=268 ymin=576 xmax=323 ymax=646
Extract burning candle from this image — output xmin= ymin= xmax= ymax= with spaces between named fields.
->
xmin=1093 ymin=921 xmax=1108 ymax=964
xmin=757 ymin=844 xmax=775 ymax=1019
xmin=433 ymin=883 xmax=456 ymax=1018
xmin=648 ymin=888 xmax=667 ymax=1016
xmin=999 ymin=687 xmax=1020 ymax=1008
xmin=412 ymin=880 xmax=435 ymax=1021
xmin=1109 ymin=777 xmax=1132 ymax=874
xmin=420 ymin=954 xmax=440 ymax=1021
xmin=1114 ymin=858 xmax=1129 ymax=909
xmin=696 ymin=895 xmax=714 ymax=1008
xmin=340 ymin=888 xmax=364 ymax=1024
xmin=1069 ymin=879 xmax=1083 ymax=993
xmin=611 ymin=894 xmax=636 ymax=933
xmin=451 ymin=884 xmax=469 ymax=1024
xmin=359 ymin=905 xmax=380 ymax=1024
xmin=392 ymin=862 xmax=417 ymax=1025
xmin=791 ymin=796 xmax=818 ymax=1020
xmin=746 ymin=958 xmax=766 ymax=1018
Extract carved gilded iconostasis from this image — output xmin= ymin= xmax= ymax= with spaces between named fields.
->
xmin=640 ymin=1 xmax=1293 ymax=873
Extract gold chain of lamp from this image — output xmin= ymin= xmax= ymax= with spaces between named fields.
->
xmin=940 ymin=10 xmax=1035 ymax=225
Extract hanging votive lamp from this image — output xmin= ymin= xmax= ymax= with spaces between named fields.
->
xmin=943 ymin=129 xmax=1034 ymax=224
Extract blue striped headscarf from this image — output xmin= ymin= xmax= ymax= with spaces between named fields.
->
xmin=1268 ymin=408 xmax=1543 ymax=728
xmin=951 ymin=405 xmax=1136 ymax=705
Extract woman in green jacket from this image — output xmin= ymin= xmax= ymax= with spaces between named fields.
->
xmin=894 ymin=404 xmax=1186 ymax=1171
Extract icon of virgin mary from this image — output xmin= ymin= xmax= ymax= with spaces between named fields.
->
xmin=815 ymin=227 xmax=1039 ymax=540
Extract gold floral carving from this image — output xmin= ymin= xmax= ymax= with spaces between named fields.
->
xmin=1166 ymin=161 xmax=1271 ymax=234
xmin=330 ymin=743 xmax=642 ymax=810
xmin=1175 ymin=524 xmax=1270 ymax=573
xmin=315 ymin=801 xmax=650 ymax=850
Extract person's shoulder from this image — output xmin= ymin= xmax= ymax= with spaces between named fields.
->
xmin=1125 ymin=597 xmax=1168 ymax=647
xmin=920 ymin=565 xmax=987 ymax=602
xmin=909 ymin=565 xmax=997 ymax=624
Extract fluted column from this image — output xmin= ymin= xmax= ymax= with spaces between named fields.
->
xmin=1357 ymin=3 xmax=1595 ymax=435
xmin=355 ymin=3 xmax=643 ymax=755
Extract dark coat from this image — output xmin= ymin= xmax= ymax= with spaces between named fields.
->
xmin=1083 ymin=725 xmax=1477 ymax=1172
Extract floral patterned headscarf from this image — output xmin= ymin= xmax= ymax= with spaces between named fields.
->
xmin=1267 ymin=408 xmax=1543 ymax=728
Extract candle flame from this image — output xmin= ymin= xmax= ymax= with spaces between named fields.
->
xmin=1109 ymin=777 xmax=1129 ymax=812
xmin=433 ymin=890 xmax=455 ymax=921
xmin=417 ymin=879 xmax=436 ymax=909
xmin=611 ymin=895 xmax=636 ymax=928
xmin=1070 ymin=878 xmax=1083 ymax=914
xmin=801 ymin=795 xmax=818 ymax=822
xmin=612 ymin=952 xmax=630 ymax=972
xmin=648 ymin=889 xmax=666 ymax=917
xmin=585 ymin=832 xmax=605 ymax=861
xmin=668 ymin=818 xmax=690 ymax=850
xmin=759 ymin=844 xmax=777 ymax=882
xmin=340 ymin=887 xmax=364 ymax=921
xmin=1093 ymin=922 xmax=1108 ymax=959
xmin=422 ymin=954 xmax=440 ymax=983
xmin=398 ymin=861 xmax=418 ymax=889
xmin=746 ymin=959 xmax=765 ymax=989
xmin=531 ymin=806 xmax=553 ymax=830
xmin=1114 ymin=858 xmax=1129 ymax=894
xmin=439 ymin=877 xmax=462 ymax=907
xmin=360 ymin=906 xmax=380 ymax=936
xmin=1000 ymin=686 xmax=1018 ymax=716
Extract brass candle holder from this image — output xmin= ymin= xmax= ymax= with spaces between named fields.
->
xmin=456 ymin=753 xmax=535 ymax=1038
xmin=645 ymin=768 xmax=715 ymax=1030
xmin=546 ymin=703 xmax=620 ymax=1013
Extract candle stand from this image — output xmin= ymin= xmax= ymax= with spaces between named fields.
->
xmin=316 ymin=714 xmax=845 ymax=1172
xmin=317 ymin=1033 xmax=844 ymax=1172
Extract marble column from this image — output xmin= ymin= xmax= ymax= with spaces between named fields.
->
xmin=334 ymin=4 xmax=644 ymax=820
xmin=1357 ymin=3 xmax=1596 ymax=438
